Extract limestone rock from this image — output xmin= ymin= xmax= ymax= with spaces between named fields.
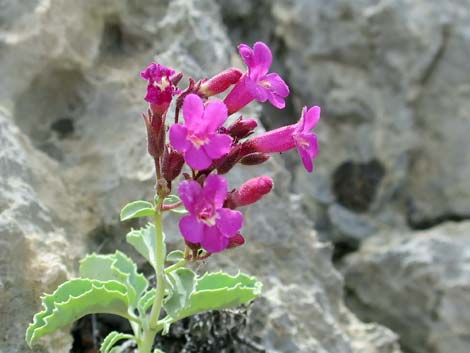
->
xmin=343 ymin=222 xmax=470 ymax=353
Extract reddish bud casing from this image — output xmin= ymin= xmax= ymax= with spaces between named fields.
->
xmin=228 ymin=234 xmax=245 ymax=249
xmin=226 ymin=117 xmax=258 ymax=140
xmin=162 ymin=146 xmax=185 ymax=182
xmin=226 ymin=176 xmax=274 ymax=208
xmin=143 ymin=110 xmax=165 ymax=159
xmin=240 ymin=152 xmax=270 ymax=166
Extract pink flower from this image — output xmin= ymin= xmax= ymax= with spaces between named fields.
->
xmin=178 ymin=175 xmax=243 ymax=253
xmin=169 ymin=94 xmax=233 ymax=170
xmin=224 ymin=42 xmax=289 ymax=114
xmin=245 ymin=106 xmax=321 ymax=172
xmin=199 ymin=68 xmax=243 ymax=97
xmin=141 ymin=63 xmax=180 ymax=114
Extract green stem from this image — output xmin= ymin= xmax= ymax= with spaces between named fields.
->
xmin=139 ymin=207 xmax=166 ymax=353
xmin=165 ymin=259 xmax=187 ymax=274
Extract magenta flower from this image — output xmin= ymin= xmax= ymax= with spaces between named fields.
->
xmin=169 ymin=94 xmax=233 ymax=170
xmin=141 ymin=63 xmax=180 ymax=114
xmin=245 ymin=106 xmax=320 ymax=172
xmin=224 ymin=42 xmax=290 ymax=114
xmin=178 ymin=175 xmax=243 ymax=253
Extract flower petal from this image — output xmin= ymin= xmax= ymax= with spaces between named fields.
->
xmin=216 ymin=208 xmax=243 ymax=237
xmin=252 ymin=42 xmax=272 ymax=78
xmin=184 ymin=145 xmax=213 ymax=170
xmin=303 ymin=106 xmax=321 ymax=131
xmin=203 ymin=174 xmax=227 ymax=208
xmin=178 ymin=180 xmax=202 ymax=213
xmin=169 ymin=124 xmax=190 ymax=152
xmin=182 ymin=94 xmax=204 ymax=130
xmin=295 ymin=133 xmax=319 ymax=173
xmin=204 ymin=134 xmax=232 ymax=159
xmin=179 ymin=215 xmax=204 ymax=243
xmin=203 ymin=100 xmax=228 ymax=133
xmin=245 ymin=77 xmax=268 ymax=102
xmin=267 ymin=93 xmax=286 ymax=109
xmin=200 ymin=226 xmax=229 ymax=253
xmin=264 ymin=73 xmax=289 ymax=98
xmin=238 ymin=44 xmax=255 ymax=70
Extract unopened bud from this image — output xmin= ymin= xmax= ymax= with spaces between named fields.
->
xmin=228 ymin=234 xmax=245 ymax=249
xmin=199 ymin=68 xmax=242 ymax=97
xmin=229 ymin=176 xmax=274 ymax=207
xmin=226 ymin=117 xmax=258 ymax=140
xmin=162 ymin=146 xmax=185 ymax=182
xmin=240 ymin=152 xmax=270 ymax=166
xmin=216 ymin=145 xmax=241 ymax=174
xmin=143 ymin=110 xmax=165 ymax=159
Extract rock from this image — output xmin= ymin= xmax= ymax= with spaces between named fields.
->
xmin=342 ymin=221 xmax=470 ymax=353
xmin=0 ymin=0 xmax=403 ymax=352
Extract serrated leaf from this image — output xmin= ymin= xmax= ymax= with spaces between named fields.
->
xmin=137 ymin=289 xmax=155 ymax=315
xmin=163 ymin=268 xmax=196 ymax=318
xmin=79 ymin=251 xmax=148 ymax=308
xmin=101 ymin=331 xmax=134 ymax=353
xmin=163 ymin=195 xmax=187 ymax=214
xmin=126 ymin=223 xmax=166 ymax=268
xmin=26 ymin=279 xmax=129 ymax=347
xmin=166 ymin=272 xmax=261 ymax=323
xmin=120 ymin=201 xmax=155 ymax=221
xmin=166 ymin=250 xmax=185 ymax=263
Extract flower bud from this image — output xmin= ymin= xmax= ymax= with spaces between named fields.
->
xmin=143 ymin=110 xmax=165 ymax=159
xmin=227 ymin=176 xmax=274 ymax=208
xmin=199 ymin=68 xmax=242 ymax=97
xmin=162 ymin=146 xmax=185 ymax=182
xmin=226 ymin=117 xmax=258 ymax=140
xmin=216 ymin=145 xmax=241 ymax=174
xmin=228 ymin=234 xmax=245 ymax=249
xmin=240 ymin=152 xmax=270 ymax=166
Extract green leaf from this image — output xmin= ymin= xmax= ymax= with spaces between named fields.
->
xmin=166 ymin=271 xmax=261 ymax=323
xmin=163 ymin=268 xmax=196 ymax=318
xmin=154 ymin=349 xmax=165 ymax=353
xmin=166 ymin=250 xmax=185 ymax=263
xmin=26 ymin=279 xmax=130 ymax=347
xmin=163 ymin=195 xmax=187 ymax=214
xmin=138 ymin=289 xmax=155 ymax=315
xmin=101 ymin=331 xmax=134 ymax=353
xmin=120 ymin=201 xmax=155 ymax=221
xmin=126 ymin=223 xmax=166 ymax=268
xmin=79 ymin=251 xmax=148 ymax=308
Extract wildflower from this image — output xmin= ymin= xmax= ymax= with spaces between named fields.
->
xmin=169 ymin=94 xmax=232 ymax=170
xmin=224 ymin=42 xmax=289 ymax=114
xmin=244 ymin=106 xmax=320 ymax=172
xmin=225 ymin=176 xmax=273 ymax=208
xmin=225 ymin=117 xmax=258 ymax=140
xmin=199 ymin=68 xmax=243 ymax=97
xmin=141 ymin=63 xmax=180 ymax=115
xmin=178 ymin=175 xmax=243 ymax=253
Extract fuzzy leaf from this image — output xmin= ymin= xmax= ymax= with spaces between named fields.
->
xmin=163 ymin=268 xmax=196 ymax=318
xmin=163 ymin=195 xmax=188 ymax=214
xmin=79 ymin=252 xmax=148 ymax=308
xmin=120 ymin=201 xmax=155 ymax=221
xmin=166 ymin=272 xmax=261 ymax=323
xmin=166 ymin=250 xmax=185 ymax=263
xmin=138 ymin=289 xmax=156 ymax=315
xmin=126 ymin=223 xmax=166 ymax=268
xmin=26 ymin=279 xmax=129 ymax=347
xmin=101 ymin=331 xmax=134 ymax=353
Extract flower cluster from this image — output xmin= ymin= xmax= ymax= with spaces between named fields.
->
xmin=141 ymin=41 xmax=320 ymax=255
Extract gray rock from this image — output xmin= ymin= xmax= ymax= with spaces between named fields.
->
xmin=342 ymin=221 xmax=470 ymax=353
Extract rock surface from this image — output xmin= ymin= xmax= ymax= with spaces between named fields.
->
xmin=0 ymin=1 xmax=403 ymax=353
xmin=218 ymin=0 xmax=470 ymax=243
xmin=342 ymin=221 xmax=470 ymax=353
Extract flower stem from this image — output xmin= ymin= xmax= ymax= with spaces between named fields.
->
xmin=139 ymin=206 xmax=166 ymax=353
